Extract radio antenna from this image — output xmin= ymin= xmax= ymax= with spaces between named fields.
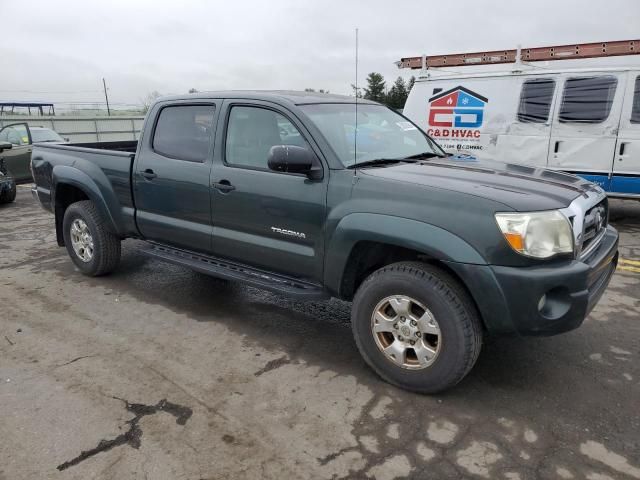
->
xmin=354 ymin=27 xmax=359 ymax=172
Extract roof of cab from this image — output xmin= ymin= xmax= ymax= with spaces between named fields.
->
xmin=157 ymin=90 xmax=378 ymax=106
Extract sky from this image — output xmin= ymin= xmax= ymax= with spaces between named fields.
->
xmin=1 ymin=0 xmax=640 ymax=109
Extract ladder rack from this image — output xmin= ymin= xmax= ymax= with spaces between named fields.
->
xmin=396 ymin=39 xmax=639 ymax=69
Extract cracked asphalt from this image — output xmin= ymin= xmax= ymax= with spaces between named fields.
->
xmin=1 ymin=187 xmax=639 ymax=480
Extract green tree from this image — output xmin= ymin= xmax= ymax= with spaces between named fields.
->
xmin=188 ymin=88 xmax=199 ymax=94
xmin=407 ymin=76 xmax=416 ymax=93
xmin=351 ymin=84 xmax=362 ymax=98
xmin=363 ymin=72 xmax=386 ymax=103
xmin=386 ymin=76 xmax=408 ymax=110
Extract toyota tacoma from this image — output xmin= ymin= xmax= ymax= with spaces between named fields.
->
xmin=31 ymin=91 xmax=618 ymax=393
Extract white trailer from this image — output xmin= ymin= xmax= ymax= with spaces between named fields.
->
xmin=399 ymin=40 xmax=640 ymax=198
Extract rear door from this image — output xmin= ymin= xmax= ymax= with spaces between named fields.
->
xmin=134 ymin=101 xmax=220 ymax=253
xmin=547 ymin=73 xmax=626 ymax=190
xmin=610 ymin=72 xmax=640 ymax=195
xmin=0 ymin=123 xmax=32 ymax=181
xmin=499 ymin=76 xmax=557 ymax=167
xmin=210 ymin=100 xmax=328 ymax=281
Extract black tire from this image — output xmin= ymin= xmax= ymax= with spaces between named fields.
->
xmin=351 ymin=261 xmax=482 ymax=394
xmin=62 ymin=200 xmax=121 ymax=276
xmin=0 ymin=182 xmax=16 ymax=204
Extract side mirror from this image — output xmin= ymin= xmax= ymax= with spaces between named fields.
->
xmin=0 ymin=141 xmax=12 ymax=152
xmin=267 ymin=145 xmax=322 ymax=179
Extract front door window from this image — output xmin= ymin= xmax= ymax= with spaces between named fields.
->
xmin=0 ymin=124 xmax=30 ymax=145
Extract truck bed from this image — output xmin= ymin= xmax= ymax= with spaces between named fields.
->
xmin=31 ymin=142 xmax=138 ymax=237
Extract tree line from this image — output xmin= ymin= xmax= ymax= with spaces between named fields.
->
xmin=307 ymin=73 xmax=415 ymax=110
xmin=357 ymin=73 xmax=415 ymax=110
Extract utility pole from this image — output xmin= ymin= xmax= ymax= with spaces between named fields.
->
xmin=102 ymin=78 xmax=111 ymax=116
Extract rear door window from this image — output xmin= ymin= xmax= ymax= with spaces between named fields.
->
xmin=631 ymin=75 xmax=640 ymax=124
xmin=152 ymin=105 xmax=215 ymax=162
xmin=517 ymin=78 xmax=555 ymax=123
xmin=559 ymin=76 xmax=617 ymax=123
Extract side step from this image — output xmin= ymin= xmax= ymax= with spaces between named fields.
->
xmin=140 ymin=243 xmax=329 ymax=300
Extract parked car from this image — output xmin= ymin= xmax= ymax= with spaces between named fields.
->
xmin=0 ymin=123 xmax=65 ymax=182
xmin=403 ymin=66 xmax=640 ymax=198
xmin=0 ymin=143 xmax=17 ymax=204
xmin=31 ymin=91 xmax=618 ymax=393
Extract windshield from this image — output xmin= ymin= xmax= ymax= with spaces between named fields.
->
xmin=31 ymin=128 xmax=64 ymax=143
xmin=300 ymin=103 xmax=443 ymax=167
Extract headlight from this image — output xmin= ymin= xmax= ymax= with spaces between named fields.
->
xmin=495 ymin=210 xmax=573 ymax=259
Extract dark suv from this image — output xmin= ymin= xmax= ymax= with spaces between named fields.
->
xmin=0 ymin=144 xmax=17 ymax=204
xmin=0 ymin=123 xmax=65 ymax=181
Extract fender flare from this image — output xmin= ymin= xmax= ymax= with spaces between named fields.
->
xmin=323 ymin=213 xmax=486 ymax=295
xmin=52 ymin=164 xmax=122 ymax=236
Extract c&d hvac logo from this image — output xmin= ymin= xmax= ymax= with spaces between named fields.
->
xmin=427 ymin=86 xmax=488 ymax=139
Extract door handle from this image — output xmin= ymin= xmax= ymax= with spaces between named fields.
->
xmin=554 ymin=141 xmax=561 ymax=154
xmin=141 ymin=169 xmax=157 ymax=180
xmin=619 ymin=142 xmax=628 ymax=157
xmin=212 ymin=180 xmax=235 ymax=192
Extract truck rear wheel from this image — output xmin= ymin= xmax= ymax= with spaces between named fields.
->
xmin=62 ymin=200 xmax=121 ymax=276
xmin=351 ymin=261 xmax=482 ymax=393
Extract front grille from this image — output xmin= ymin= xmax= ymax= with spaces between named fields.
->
xmin=581 ymin=199 xmax=608 ymax=256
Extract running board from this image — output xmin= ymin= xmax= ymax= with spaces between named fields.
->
xmin=140 ymin=243 xmax=329 ymax=300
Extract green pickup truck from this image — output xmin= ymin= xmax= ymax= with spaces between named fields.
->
xmin=31 ymin=91 xmax=618 ymax=393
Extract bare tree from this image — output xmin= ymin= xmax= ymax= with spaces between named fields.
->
xmin=305 ymin=88 xmax=330 ymax=93
xmin=141 ymin=91 xmax=162 ymax=113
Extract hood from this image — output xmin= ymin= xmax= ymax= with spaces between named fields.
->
xmin=359 ymin=155 xmax=601 ymax=211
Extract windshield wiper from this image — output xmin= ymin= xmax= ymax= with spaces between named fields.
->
xmin=403 ymin=151 xmax=447 ymax=160
xmin=346 ymin=158 xmax=419 ymax=169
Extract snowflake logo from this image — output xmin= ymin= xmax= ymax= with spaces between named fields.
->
xmin=462 ymin=97 xmax=469 ymax=105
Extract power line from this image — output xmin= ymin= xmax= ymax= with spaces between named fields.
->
xmin=0 ymin=89 xmax=103 ymax=94
xmin=38 ymin=102 xmax=142 ymax=106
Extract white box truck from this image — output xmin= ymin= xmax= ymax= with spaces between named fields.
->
xmin=400 ymin=40 xmax=640 ymax=198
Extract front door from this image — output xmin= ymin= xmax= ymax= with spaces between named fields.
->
xmin=611 ymin=73 xmax=640 ymax=195
xmin=547 ymin=73 xmax=626 ymax=190
xmin=134 ymin=102 xmax=219 ymax=253
xmin=0 ymin=123 xmax=32 ymax=181
xmin=210 ymin=101 xmax=328 ymax=282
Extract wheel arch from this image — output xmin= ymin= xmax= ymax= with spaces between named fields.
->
xmin=52 ymin=165 xmax=121 ymax=246
xmin=324 ymin=214 xmax=488 ymax=329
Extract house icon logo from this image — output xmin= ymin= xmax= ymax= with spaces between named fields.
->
xmin=428 ymin=86 xmax=488 ymax=129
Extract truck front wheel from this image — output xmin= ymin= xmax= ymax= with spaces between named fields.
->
xmin=62 ymin=200 xmax=121 ymax=276
xmin=351 ymin=262 xmax=482 ymax=393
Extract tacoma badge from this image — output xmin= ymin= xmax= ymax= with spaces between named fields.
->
xmin=271 ymin=227 xmax=306 ymax=239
